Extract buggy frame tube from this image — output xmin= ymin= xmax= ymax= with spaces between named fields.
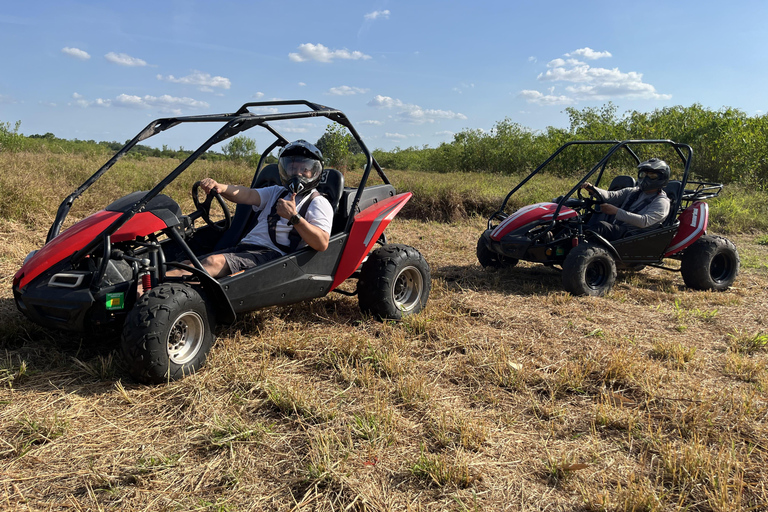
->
xmin=552 ymin=140 xmax=692 ymax=221
xmin=70 ymin=116 xmax=261 ymax=266
xmin=55 ymin=100 xmax=392 ymax=270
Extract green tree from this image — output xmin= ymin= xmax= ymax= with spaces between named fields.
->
xmin=223 ymin=135 xmax=258 ymax=164
xmin=0 ymin=120 xmax=24 ymax=152
xmin=316 ymin=124 xmax=352 ymax=170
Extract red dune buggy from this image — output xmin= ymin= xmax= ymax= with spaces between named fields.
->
xmin=477 ymin=139 xmax=739 ymax=296
xmin=13 ymin=101 xmax=431 ymax=383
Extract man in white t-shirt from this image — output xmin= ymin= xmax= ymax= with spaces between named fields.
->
xmin=173 ymin=140 xmax=333 ymax=278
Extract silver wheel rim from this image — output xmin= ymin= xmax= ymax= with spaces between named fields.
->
xmin=166 ymin=311 xmax=205 ymax=365
xmin=392 ymin=265 xmax=423 ymax=313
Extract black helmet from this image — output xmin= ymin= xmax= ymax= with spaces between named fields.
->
xmin=278 ymin=140 xmax=324 ymax=194
xmin=637 ymin=158 xmax=670 ymax=192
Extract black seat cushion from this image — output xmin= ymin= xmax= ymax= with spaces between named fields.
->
xmin=316 ymin=168 xmax=344 ymax=214
xmin=608 ymin=175 xmax=636 ymax=191
xmin=663 ymin=180 xmax=683 ymax=226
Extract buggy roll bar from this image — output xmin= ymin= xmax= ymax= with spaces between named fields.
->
xmin=490 ymin=139 xmax=693 ymax=231
xmin=54 ymin=101 xmax=389 ymax=269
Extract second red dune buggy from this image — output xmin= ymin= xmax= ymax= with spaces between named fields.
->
xmin=477 ymin=139 xmax=739 ymax=296
xmin=13 ymin=100 xmax=431 ymax=383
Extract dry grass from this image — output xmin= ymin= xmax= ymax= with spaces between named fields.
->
xmin=1 ymin=151 xmax=768 ymax=510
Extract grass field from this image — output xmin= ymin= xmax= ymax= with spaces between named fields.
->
xmin=1 ymin=151 xmax=767 ymax=511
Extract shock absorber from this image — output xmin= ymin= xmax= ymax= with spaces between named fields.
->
xmin=142 ymin=272 xmax=152 ymax=293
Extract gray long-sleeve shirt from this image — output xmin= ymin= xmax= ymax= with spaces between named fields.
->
xmin=592 ymin=186 xmax=671 ymax=229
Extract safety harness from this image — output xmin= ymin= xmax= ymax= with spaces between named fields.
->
xmin=266 ymin=189 xmax=320 ymax=253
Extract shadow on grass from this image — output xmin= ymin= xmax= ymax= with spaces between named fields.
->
xmin=435 ymin=263 xmax=565 ymax=296
xmin=0 ymin=292 xmax=365 ymax=394
xmin=434 ymin=261 xmax=695 ymax=297
xmin=0 ymin=298 xmax=134 ymax=393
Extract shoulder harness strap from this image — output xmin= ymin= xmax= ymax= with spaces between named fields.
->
xmin=267 ymin=190 xmax=320 ymax=253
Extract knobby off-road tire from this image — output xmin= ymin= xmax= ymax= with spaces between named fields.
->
xmin=680 ymin=235 xmax=740 ymax=291
xmin=476 ymin=234 xmax=519 ymax=269
xmin=358 ymin=244 xmax=431 ymax=320
xmin=121 ymin=283 xmax=216 ymax=384
xmin=562 ymin=243 xmax=617 ymax=296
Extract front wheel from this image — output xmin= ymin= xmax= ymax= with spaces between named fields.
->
xmin=358 ymin=244 xmax=431 ymax=320
xmin=562 ymin=243 xmax=617 ymax=296
xmin=477 ymin=233 xmax=519 ymax=269
xmin=680 ymin=235 xmax=739 ymax=291
xmin=121 ymin=283 xmax=216 ymax=384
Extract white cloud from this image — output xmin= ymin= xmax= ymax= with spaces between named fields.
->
xmin=298 ymin=82 xmax=307 ymax=87
xmin=250 ymin=106 xmax=280 ymax=114
xmin=385 ymin=132 xmax=407 ymax=140
xmin=364 ymin=10 xmax=390 ymax=20
xmin=70 ymin=92 xmax=208 ymax=112
xmin=61 ymin=47 xmax=90 ymax=60
xmin=566 ymin=47 xmax=612 ymax=60
xmin=105 ymin=52 xmax=147 ymax=67
xmin=282 ymin=126 xmax=310 ymax=134
xmin=289 ymin=43 xmax=371 ymax=63
xmin=157 ymin=70 xmax=231 ymax=90
xmin=452 ymin=82 xmax=475 ymax=94
xmin=368 ymin=95 xmax=405 ymax=109
xmin=253 ymin=92 xmax=265 ymax=99
xmin=368 ymin=95 xmax=467 ymax=124
xmin=521 ymin=49 xmax=671 ymax=105
xmin=361 ymin=120 xmax=384 ymax=125
xmin=327 ymin=85 xmax=369 ymax=96
xmin=519 ymin=90 xmax=572 ymax=105
xmin=435 ymin=130 xmax=454 ymax=137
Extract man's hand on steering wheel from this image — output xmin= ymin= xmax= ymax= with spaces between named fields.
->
xmin=200 ymin=177 xmax=226 ymax=196
xmin=576 ymin=183 xmax=604 ymax=213
xmin=191 ymin=180 xmax=232 ymax=232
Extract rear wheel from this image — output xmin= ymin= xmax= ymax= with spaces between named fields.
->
xmin=562 ymin=243 xmax=617 ymax=296
xmin=121 ymin=283 xmax=215 ymax=384
xmin=477 ymin=234 xmax=518 ymax=269
xmin=680 ymin=235 xmax=739 ymax=291
xmin=358 ymin=244 xmax=431 ymax=320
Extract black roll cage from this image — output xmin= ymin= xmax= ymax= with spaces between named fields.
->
xmin=488 ymin=139 xmax=694 ymax=231
xmin=47 ymin=101 xmax=390 ymax=272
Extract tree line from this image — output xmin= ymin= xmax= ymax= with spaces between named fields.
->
xmin=3 ymin=103 xmax=767 ymax=188
xmin=371 ymin=103 xmax=768 ymax=188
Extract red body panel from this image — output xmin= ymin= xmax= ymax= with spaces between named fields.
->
xmin=490 ymin=202 xmax=578 ymax=241
xmin=330 ymin=192 xmax=412 ymax=290
xmin=14 ymin=210 xmax=169 ymax=289
xmin=664 ymin=201 xmax=709 ymax=256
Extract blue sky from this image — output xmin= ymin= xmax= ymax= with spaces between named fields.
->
xmin=1 ymin=1 xmax=767 ymax=154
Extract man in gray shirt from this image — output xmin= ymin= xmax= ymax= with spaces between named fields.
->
xmin=581 ymin=158 xmax=671 ymax=241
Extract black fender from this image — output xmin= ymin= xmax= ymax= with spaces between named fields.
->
xmin=583 ymin=230 xmax=622 ymax=262
xmin=164 ymin=262 xmax=236 ymax=325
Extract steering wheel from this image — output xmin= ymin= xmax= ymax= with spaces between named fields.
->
xmin=576 ymin=185 xmax=604 ymax=213
xmin=190 ymin=181 xmax=232 ymax=232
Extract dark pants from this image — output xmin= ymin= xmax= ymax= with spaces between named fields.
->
xmin=589 ymin=221 xmax=630 ymax=241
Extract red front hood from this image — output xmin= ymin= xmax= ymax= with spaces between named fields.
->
xmin=14 ymin=210 xmax=168 ymax=290
xmin=491 ymin=202 xmax=578 ymax=241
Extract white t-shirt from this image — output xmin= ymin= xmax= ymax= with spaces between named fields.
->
xmin=239 ymin=185 xmax=333 ymax=254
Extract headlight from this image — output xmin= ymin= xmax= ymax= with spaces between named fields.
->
xmin=48 ymin=271 xmax=88 ymax=288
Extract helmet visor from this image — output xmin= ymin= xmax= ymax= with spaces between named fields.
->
xmin=279 ymin=156 xmax=321 ymax=178
xmin=638 ymin=170 xmax=661 ymax=180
